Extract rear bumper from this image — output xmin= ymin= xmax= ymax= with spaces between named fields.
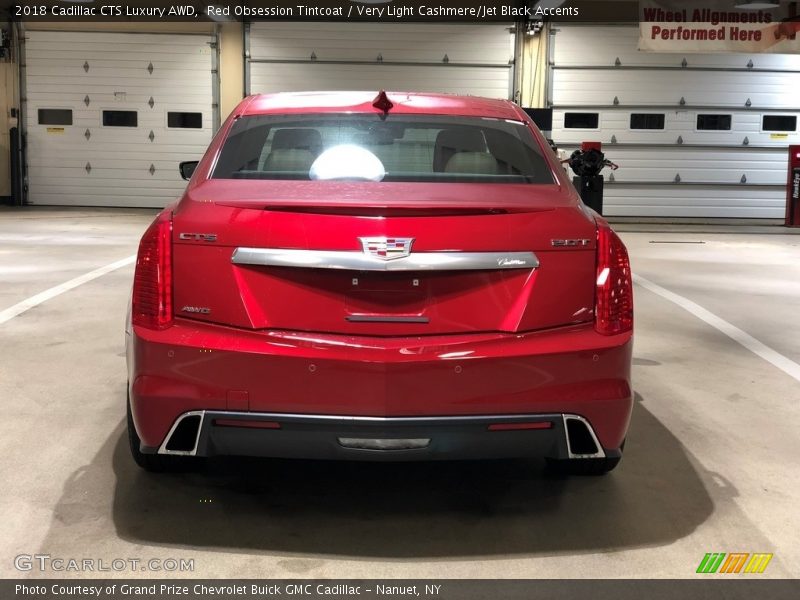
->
xmin=148 ymin=411 xmax=616 ymax=461
xmin=127 ymin=318 xmax=633 ymax=459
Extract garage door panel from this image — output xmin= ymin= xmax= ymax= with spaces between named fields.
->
xmin=24 ymin=194 xmax=175 ymax=208
xmin=28 ymin=139 xmax=210 ymax=156
xmin=604 ymin=204 xmax=782 ymax=218
xmin=26 ymin=70 xmax=211 ymax=85
xmin=30 ymin=184 xmax=187 ymax=198
xmin=28 ymin=102 xmax=212 ymax=120
xmin=605 ymin=167 xmax=783 ymax=186
xmin=554 ymin=25 xmax=800 ymax=70
xmin=558 ymin=156 xmax=786 ymax=186
xmin=250 ymin=41 xmax=508 ymax=64
xmin=552 ymin=112 xmax=800 ymax=146
xmin=26 ymin=121 xmax=212 ymax=142
xmin=553 ymin=70 xmax=798 ymax=107
xmin=26 ymin=35 xmax=214 ymax=55
xmin=249 ymin=23 xmax=513 ymax=65
xmin=602 ymin=185 xmax=785 ymax=218
xmin=30 ymin=172 xmax=186 ymax=186
xmin=28 ymin=191 xmax=184 ymax=208
xmin=26 ymin=49 xmax=211 ymax=62
xmin=25 ymin=50 xmax=212 ymax=65
xmin=554 ymin=130 xmax=799 ymax=147
xmin=248 ymin=22 xmax=514 ymax=100
xmin=611 ymin=190 xmax=784 ymax=205
xmin=565 ymin=147 xmax=788 ymax=183
xmin=250 ymin=63 xmax=510 ymax=98
xmin=27 ymin=157 xmax=199 ymax=171
xmin=31 ymin=179 xmax=186 ymax=190
xmin=27 ymin=84 xmax=212 ymax=98
xmin=25 ymin=31 xmax=213 ymax=207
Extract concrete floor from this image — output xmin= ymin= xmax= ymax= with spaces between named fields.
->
xmin=1 ymin=207 xmax=798 ymax=579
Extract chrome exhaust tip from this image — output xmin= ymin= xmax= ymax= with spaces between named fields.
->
xmin=158 ymin=411 xmax=205 ymax=456
xmin=562 ymin=414 xmax=606 ymax=459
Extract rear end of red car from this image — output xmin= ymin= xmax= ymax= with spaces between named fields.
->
xmin=125 ymin=92 xmax=633 ymax=474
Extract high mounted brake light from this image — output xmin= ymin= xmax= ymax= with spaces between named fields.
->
xmin=595 ymin=222 xmax=633 ymax=336
xmin=372 ymin=90 xmax=394 ymax=114
xmin=132 ymin=211 xmax=173 ymax=330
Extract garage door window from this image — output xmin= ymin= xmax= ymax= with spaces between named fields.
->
xmin=102 ymin=110 xmax=138 ymax=127
xmin=630 ymin=113 xmax=665 ymax=130
xmin=697 ymin=114 xmax=732 ymax=131
xmin=38 ymin=109 xmax=73 ymax=126
xmin=762 ymin=115 xmax=797 ymax=132
xmin=168 ymin=112 xmax=203 ymax=129
xmin=564 ymin=112 xmax=599 ymax=129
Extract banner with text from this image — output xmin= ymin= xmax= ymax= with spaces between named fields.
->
xmin=639 ymin=0 xmax=800 ymax=53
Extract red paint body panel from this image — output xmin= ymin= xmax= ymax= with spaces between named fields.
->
xmin=126 ymin=92 xmax=634 ymax=461
xmin=130 ymin=320 xmax=632 ymax=450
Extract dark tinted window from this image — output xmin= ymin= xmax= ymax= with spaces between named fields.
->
xmin=630 ymin=113 xmax=665 ymax=130
xmin=168 ymin=112 xmax=203 ymax=128
xmin=564 ymin=112 xmax=599 ymax=129
xmin=102 ymin=110 xmax=137 ymax=127
xmin=38 ymin=109 xmax=72 ymax=126
xmin=697 ymin=114 xmax=731 ymax=131
xmin=212 ymin=114 xmax=554 ymax=184
xmin=762 ymin=115 xmax=796 ymax=132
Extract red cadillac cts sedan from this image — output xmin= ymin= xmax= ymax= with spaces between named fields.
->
xmin=125 ymin=91 xmax=633 ymax=475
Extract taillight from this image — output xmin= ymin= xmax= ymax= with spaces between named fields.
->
xmin=595 ymin=223 xmax=633 ymax=335
xmin=132 ymin=211 xmax=173 ymax=330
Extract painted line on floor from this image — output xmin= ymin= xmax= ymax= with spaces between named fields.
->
xmin=0 ymin=255 xmax=136 ymax=326
xmin=634 ymin=273 xmax=800 ymax=384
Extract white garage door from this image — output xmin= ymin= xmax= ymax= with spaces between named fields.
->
xmin=247 ymin=22 xmax=515 ymax=99
xmin=550 ymin=25 xmax=800 ymax=218
xmin=24 ymin=31 xmax=215 ymax=207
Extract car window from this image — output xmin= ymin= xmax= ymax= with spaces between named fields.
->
xmin=212 ymin=114 xmax=554 ymax=184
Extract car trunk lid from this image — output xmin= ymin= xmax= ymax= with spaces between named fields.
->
xmin=172 ymin=181 xmax=596 ymax=336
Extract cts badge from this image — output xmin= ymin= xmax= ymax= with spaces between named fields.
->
xmin=179 ymin=233 xmax=217 ymax=242
xmin=359 ymin=237 xmax=414 ymax=260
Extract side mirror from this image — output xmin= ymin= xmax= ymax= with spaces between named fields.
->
xmin=179 ymin=161 xmax=199 ymax=181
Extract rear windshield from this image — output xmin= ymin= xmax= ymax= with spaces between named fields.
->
xmin=212 ymin=114 xmax=554 ymax=184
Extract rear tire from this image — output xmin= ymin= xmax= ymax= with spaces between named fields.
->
xmin=545 ymin=440 xmax=625 ymax=476
xmin=127 ymin=391 xmax=198 ymax=472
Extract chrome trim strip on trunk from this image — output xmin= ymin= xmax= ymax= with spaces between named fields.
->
xmin=231 ymin=248 xmax=539 ymax=271
xmin=346 ymin=315 xmax=430 ymax=324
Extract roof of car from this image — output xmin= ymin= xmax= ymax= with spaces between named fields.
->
xmin=241 ymin=91 xmax=526 ymax=121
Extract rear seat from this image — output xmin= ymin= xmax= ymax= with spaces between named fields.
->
xmin=262 ymin=128 xmax=322 ymax=174
xmin=369 ymin=142 xmax=433 ymax=174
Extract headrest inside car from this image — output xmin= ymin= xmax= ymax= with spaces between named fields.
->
xmin=444 ymin=152 xmax=499 ymax=175
xmin=434 ymin=127 xmax=488 ymax=171
xmin=271 ymin=128 xmax=323 ymax=154
xmin=263 ymin=149 xmax=315 ymax=173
